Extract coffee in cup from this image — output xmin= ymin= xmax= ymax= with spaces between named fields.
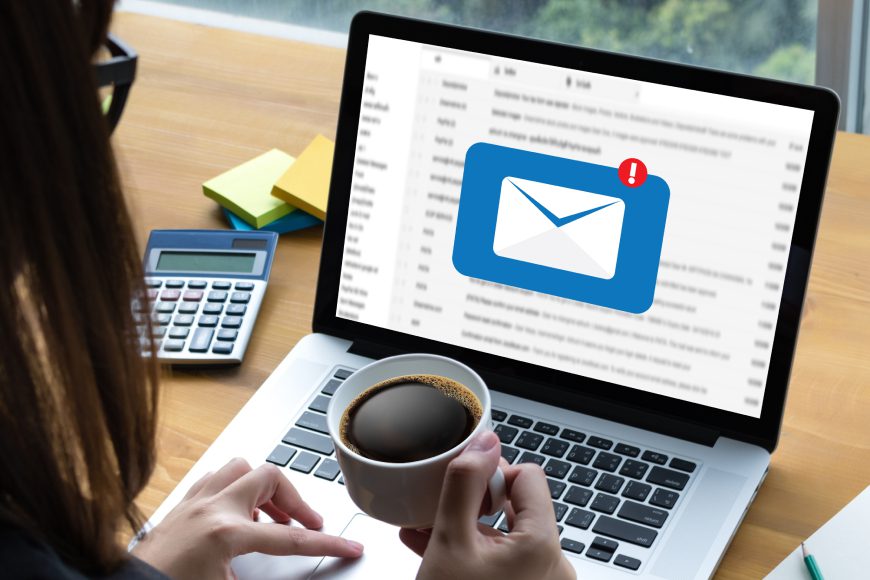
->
xmin=339 ymin=374 xmax=482 ymax=463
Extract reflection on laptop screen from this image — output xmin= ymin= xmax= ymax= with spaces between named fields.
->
xmin=336 ymin=35 xmax=814 ymax=418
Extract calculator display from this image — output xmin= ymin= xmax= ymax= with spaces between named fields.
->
xmin=156 ymin=251 xmax=256 ymax=274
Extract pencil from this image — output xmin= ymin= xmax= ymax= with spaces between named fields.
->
xmin=801 ymin=542 xmax=824 ymax=580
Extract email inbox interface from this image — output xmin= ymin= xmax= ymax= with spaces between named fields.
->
xmin=453 ymin=145 xmax=670 ymax=313
xmin=337 ymin=36 xmax=814 ymax=418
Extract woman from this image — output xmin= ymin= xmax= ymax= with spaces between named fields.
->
xmin=0 ymin=1 xmax=574 ymax=579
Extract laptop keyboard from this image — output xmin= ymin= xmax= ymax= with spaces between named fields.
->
xmin=266 ymin=368 xmax=699 ymax=573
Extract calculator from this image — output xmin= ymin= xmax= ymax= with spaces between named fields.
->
xmin=141 ymin=229 xmax=279 ymax=364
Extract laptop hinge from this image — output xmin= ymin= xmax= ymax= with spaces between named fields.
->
xmin=348 ymin=339 xmax=721 ymax=447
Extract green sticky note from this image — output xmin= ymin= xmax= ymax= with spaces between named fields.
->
xmin=203 ymin=149 xmax=297 ymax=228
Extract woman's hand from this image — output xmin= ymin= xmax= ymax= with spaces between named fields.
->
xmin=399 ymin=431 xmax=575 ymax=580
xmin=134 ymin=458 xmax=362 ymax=580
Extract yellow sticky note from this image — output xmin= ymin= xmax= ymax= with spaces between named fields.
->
xmin=271 ymin=135 xmax=334 ymax=220
xmin=203 ymin=149 xmax=297 ymax=228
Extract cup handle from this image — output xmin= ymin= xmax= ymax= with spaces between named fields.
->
xmin=484 ymin=466 xmax=507 ymax=516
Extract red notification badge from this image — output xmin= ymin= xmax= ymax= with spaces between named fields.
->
xmin=618 ymin=158 xmax=647 ymax=188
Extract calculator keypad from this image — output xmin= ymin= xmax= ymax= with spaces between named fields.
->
xmin=141 ymin=278 xmax=262 ymax=364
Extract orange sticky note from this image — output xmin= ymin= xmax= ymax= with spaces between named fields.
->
xmin=271 ymin=135 xmax=334 ymax=220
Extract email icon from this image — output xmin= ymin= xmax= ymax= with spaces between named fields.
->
xmin=453 ymin=143 xmax=670 ymax=313
xmin=493 ymin=178 xmax=625 ymax=280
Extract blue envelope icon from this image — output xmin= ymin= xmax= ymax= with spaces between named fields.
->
xmin=453 ymin=143 xmax=670 ymax=313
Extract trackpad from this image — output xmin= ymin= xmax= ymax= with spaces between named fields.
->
xmin=309 ymin=514 xmax=422 ymax=579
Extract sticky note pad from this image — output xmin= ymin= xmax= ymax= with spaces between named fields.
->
xmin=271 ymin=135 xmax=334 ymax=220
xmin=203 ymin=149 xmax=297 ymax=228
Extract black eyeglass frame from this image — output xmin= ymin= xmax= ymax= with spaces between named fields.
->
xmin=94 ymin=33 xmax=137 ymax=133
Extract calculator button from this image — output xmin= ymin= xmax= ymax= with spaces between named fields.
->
xmin=177 ymin=302 xmax=198 ymax=314
xmin=211 ymin=281 xmax=231 ymax=290
xmin=173 ymin=314 xmax=195 ymax=326
xmin=221 ymin=316 xmax=243 ymax=329
xmin=197 ymin=315 xmax=219 ymax=328
xmin=160 ymin=290 xmax=181 ymax=301
xmin=153 ymin=313 xmax=172 ymax=326
xmin=226 ymin=304 xmax=247 ymax=316
xmin=189 ymin=328 xmax=214 ymax=352
xmin=187 ymin=280 xmax=207 ymax=289
xmin=163 ymin=339 xmax=185 ymax=351
xmin=165 ymin=280 xmax=185 ymax=288
xmin=234 ymin=282 xmax=254 ymax=291
xmin=182 ymin=290 xmax=203 ymax=302
xmin=207 ymin=291 xmax=228 ymax=302
xmin=146 ymin=289 xmax=159 ymax=301
xmin=168 ymin=327 xmax=190 ymax=339
xmin=216 ymin=329 xmax=238 ymax=341
xmin=212 ymin=342 xmax=234 ymax=355
xmin=145 ymin=278 xmax=162 ymax=288
xmin=202 ymin=303 xmax=223 ymax=315
xmin=230 ymin=292 xmax=251 ymax=304
xmin=155 ymin=302 xmax=176 ymax=313
xmin=151 ymin=326 xmax=167 ymax=338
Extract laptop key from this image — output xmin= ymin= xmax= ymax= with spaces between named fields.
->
xmin=282 ymin=428 xmax=334 ymax=455
xmin=618 ymin=500 xmax=668 ymax=529
xmin=622 ymin=481 xmax=653 ymax=502
xmin=592 ymin=451 xmax=622 ymax=472
xmin=553 ymin=502 xmax=568 ymax=522
xmin=296 ymin=411 xmax=329 ymax=434
xmin=309 ymin=396 xmax=331 ymax=414
xmin=495 ymin=424 xmax=519 ymax=444
xmin=515 ymin=431 xmax=544 ymax=451
xmin=266 ymin=445 xmax=296 ymax=467
xmin=507 ymin=415 xmax=533 ymax=429
xmin=587 ymin=436 xmax=613 ymax=450
xmin=595 ymin=474 xmax=625 ymax=494
xmin=564 ymin=486 xmax=593 ymax=507
xmin=314 ymin=459 xmax=341 ymax=481
xmin=289 ymin=451 xmax=320 ymax=474
xmin=497 ymin=518 xmax=510 ymax=533
xmin=591 ymin=536 xmax=619 ymax=552
xmin=619 ymin=459 xmax=650 ymax=480
xmin=585 ymin=548 xmax=612 ymax=562
xmin=479 ymin=511 xmax=502 ymax=527
xmin=518 ymin=452 xmax=545 ymax=466
xmin=334 ymin=368 xmax=354 ymax=380
xmin=560 ymin=539 xmax=584 ymax=554
xmin=614 ymin=554 xmax=642 ymax=571
xmin=568 ymin=466 xmax=597 ymax=486
xmin=649 ymin=487 xmax=680 ymax=509
xmin=592 ymin=515 xmax=658 ymax=547
xmin=567 ymin=444 xmax=595 ymax=465
xmin=491 ymin=409 xmax=507 ymax=422
xmin=590 ymin=493 xmax=620 ymax=514
xmin=544 ymin=459 xmax=571 ymax=479
xmin=501 ymin=445 xmax=520 ymax=464
xmin=547 ymin=478 xmax=567 ymax=499
xmin=641 ymin=450 xmax=668 ymax=465
xmin=614 ymin=443 xmax=640 ymax=457
xmin=669 ymin=458 xmax=697 ymax=473
xmin=560 ymin=428 xmax=586 ymax=443
xmin=647 ymin=466 xmax=690 ymax=490
xmin=565 ymin=508 xmax=595 ymax=530
xmin=534 ymin=422 xmax=560 ymax=436
xmin=322 ymin=378 xmax=343 ymax=396
xmin=541 ymin=438 xmax=569 ymax=458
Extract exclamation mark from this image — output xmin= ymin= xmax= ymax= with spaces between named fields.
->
xmin=628 ymin=162 xmax=637 ymax=185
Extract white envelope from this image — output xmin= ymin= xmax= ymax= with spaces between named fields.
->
xmin=492 ymin=177 xmax=625 ymax=279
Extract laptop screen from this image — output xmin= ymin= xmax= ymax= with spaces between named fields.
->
xmin=335 ymin=35 xmax=815 ymax=419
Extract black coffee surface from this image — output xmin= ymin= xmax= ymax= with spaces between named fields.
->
xmin=341 ymin=376 xmax=480 ymax=463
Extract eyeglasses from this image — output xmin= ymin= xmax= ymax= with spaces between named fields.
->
xmin=94 ymin=33 xmax=137 ymax=134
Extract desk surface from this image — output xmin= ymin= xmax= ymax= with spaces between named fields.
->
xmin=113 ymin=11 xmax=870 ymax=579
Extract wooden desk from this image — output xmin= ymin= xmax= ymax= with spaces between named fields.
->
xmin=113 ymin=11 xmax=870 ymax=578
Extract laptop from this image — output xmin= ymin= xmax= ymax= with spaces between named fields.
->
xmin=145 ymin=11 xmax=839 ymax=579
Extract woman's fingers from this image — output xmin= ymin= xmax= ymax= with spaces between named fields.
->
xmin=222 ymin=463 xmax=323 ymax=530
xmin=259 ymin=500 xmax=290 ymax=524
xmin=235 ymin=523 xmax=363 ymax=558
xmin=398 ymin=528 xmax=431 ymax=557
xmin=201 ymin=457 xmax=253 ymax=496
xmin=501 ymin=464 xmax=555 ymax=537
xmin=182 ymin=470 xmax=214 ymax=501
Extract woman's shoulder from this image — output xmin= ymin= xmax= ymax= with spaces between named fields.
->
xmin=0 ymin=524 xmax=169 ymax=580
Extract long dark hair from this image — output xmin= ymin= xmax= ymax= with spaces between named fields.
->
xmin=0 ymin=0 xmax=159 ymax=573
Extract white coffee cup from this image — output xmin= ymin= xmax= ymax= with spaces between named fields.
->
xmin=326 ymin=353 xmax=506 ymax=529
